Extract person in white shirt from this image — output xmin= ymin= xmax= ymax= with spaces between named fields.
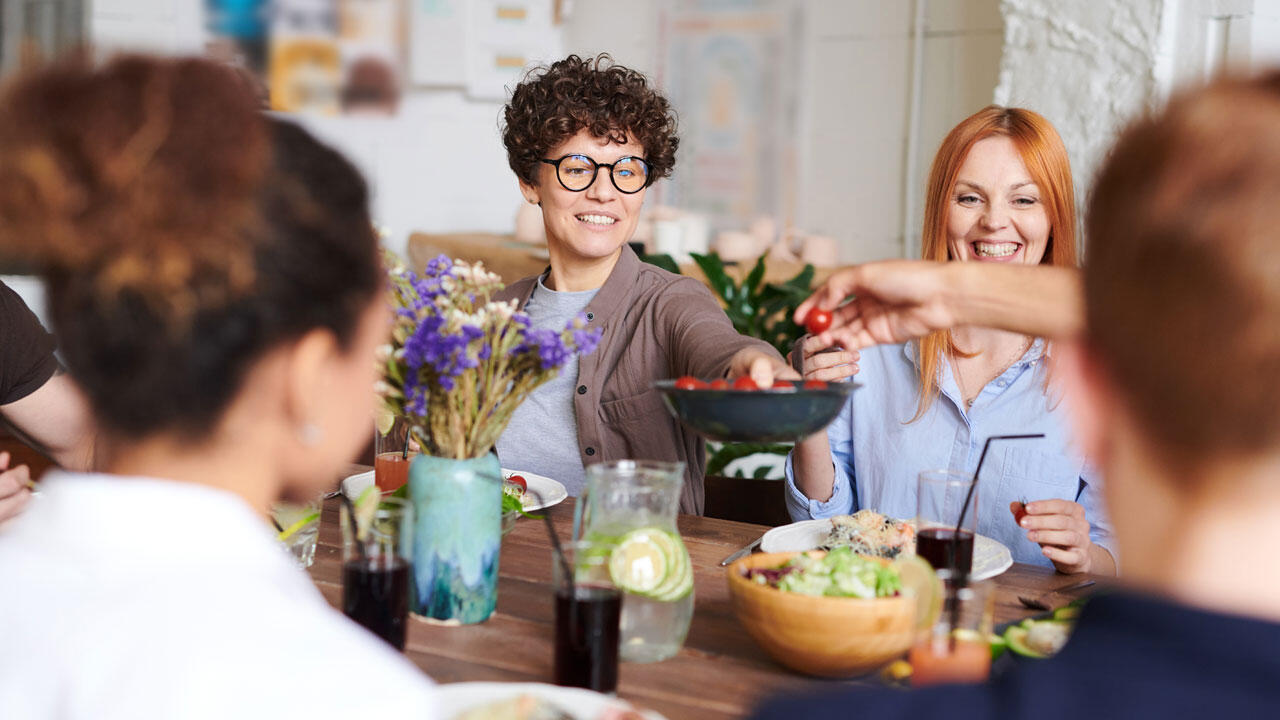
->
xmin=0 ymin=56 xmax=436 ymax=718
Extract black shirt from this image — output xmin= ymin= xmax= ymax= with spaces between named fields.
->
xmin=0 ymin=280 xmax=58 ymax=405
xmin=750 ymin=589 xmax=1280 ymax=719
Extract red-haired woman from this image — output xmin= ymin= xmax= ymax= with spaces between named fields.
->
xmin=788 ymin=107 xmax=1115 ymax=574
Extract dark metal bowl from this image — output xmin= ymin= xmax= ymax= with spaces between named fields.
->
xmin=653 ymin=379 xmax=857 ymax=443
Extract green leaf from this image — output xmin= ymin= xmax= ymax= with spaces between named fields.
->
xmin=641 ymin=253 xmax=682 ymax=275
xmin=690 ymin=252 xmax=736 ymax=305
xmin=784 ymin=264 xmax=816 ymax=290
xmin=752 ymin=465 xmax=776 ymax=479
xmin=706 ymin=441 xmax=794 ymax=476
xmin=744 ymin=254 xmax=767 ymax=299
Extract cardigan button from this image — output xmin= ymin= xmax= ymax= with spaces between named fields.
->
xmin=577 ymin=385 xmax=587 ymax=395
xmin=586 ymin=312 xmax=595 ymax=321
xmin=585 ymin=447 xmax=596 ymax=456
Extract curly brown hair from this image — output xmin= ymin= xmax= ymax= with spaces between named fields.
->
xmin=0 ymin=56 xmax=381 ymax=441
xmin=502 ymin=53 xmax=678 ymax=187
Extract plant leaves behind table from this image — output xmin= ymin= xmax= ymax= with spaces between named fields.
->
xmin=643 ymin=252 xmax=816 ymax=357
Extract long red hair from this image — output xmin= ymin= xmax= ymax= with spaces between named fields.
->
xmin=913 ymin=106 xmax=1078 ymax=420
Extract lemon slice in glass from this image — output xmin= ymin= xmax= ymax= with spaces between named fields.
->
xmin=892 ymin=554 xmax=943 ymax=630
xmin=375 ymin=405 xmax=396 ymax=436
xmin=352 ymin=485 xmax=381 ymax=542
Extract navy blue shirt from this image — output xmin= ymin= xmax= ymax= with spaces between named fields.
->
xmin=750 ymin=590 xmax=1280 ymax=718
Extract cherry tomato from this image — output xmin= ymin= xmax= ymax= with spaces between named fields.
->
xmin=771 ymin=380 xmax=795 ymax=389
xmin=1011 ymin=500 xmax=1029 ymax=526
xmin=802 ymin=379 xmax=827 ymax=389
xmin=709 ymin=378 xmax=730 ymax=390
xmin=732 ymin=376 xmax=759 ymax=390
xmin=805 ymin=308 xmax=833 ymax=335
xmin=507 ymin=474 xmax=528 ymax=492
xmin=674 ymin=376 xmax=702 ymax=390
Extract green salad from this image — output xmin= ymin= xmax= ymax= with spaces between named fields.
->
xmin=747 ymin=547 xmax=902 ymax=599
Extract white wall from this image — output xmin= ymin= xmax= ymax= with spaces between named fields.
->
xmin=88 ymin=0 xmax=524 ymax=258
xmin=994 ymin=0 xmax=1280 ymax=244
xmin=564 ymin=0 xmax=1005 ymax=263
xmin=799 ymin=0 xmax=1004 ymax=262
xmin=23 ymin=0 xmax=1272 ymax=309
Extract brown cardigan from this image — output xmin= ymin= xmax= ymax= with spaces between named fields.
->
xmin=496 ymin=246 xmax=781 ymax=515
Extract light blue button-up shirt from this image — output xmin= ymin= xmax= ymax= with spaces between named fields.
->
xmin=784 ymin=339 xmax=1115 ymax=568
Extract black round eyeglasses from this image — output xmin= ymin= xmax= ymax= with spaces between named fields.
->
xmin=539 ymin=154 xmax=652 ymax=194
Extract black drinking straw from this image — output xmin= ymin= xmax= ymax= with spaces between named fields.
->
xmin=947 ymin=433 xmax=1044 ymax=647
xmin=531 ymin=487 xmax=580 ymax=641
xmin=529 ymin=488 xmax=573 ymax=594
xmin=339 ymin=492 xmax=368 ymax=563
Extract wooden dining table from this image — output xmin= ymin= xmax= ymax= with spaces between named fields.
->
xmin=307 ymin=491 xmax=1103 ymax=720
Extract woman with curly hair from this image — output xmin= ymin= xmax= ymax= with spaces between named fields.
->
xmin=495 ymin=54 xmax=791 ymax=514
xmin=0 ymin=56 xmax=435 ymax=715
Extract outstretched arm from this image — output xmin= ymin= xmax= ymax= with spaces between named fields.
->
xmin=794 ymin=261 xmax=1084 ymax=350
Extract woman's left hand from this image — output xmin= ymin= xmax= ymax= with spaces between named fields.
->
xmin=787 ymin=335 xmax=860 ymax=382
xmin=1012 ymin=499 xmax=1098 ymax=574
xmin=727 ymin=348 xmax=799 ymax=388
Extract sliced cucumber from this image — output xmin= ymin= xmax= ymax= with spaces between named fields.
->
xmin=1053 ymin=605 xmax=1081 ymax=621
xmin=609 ymin=528 xmax=672 ymax=595
xmin=1003 ymin=626 xmax=1048 ymax=659
xmin=649 ymin=532 xmax=693 ymax=601
xmin=1005 ymin=619 xmax=1072 ymax=659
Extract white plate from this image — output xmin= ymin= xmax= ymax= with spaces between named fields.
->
xmin=759 ymin=517 xmax=1014 ymax=581
xmin=435 ymin=681 xmax=665 ymax=720
xmin=341 ymin=470 xmax=375 ymax=499
xmin=340 ymin=469 xmax=567 ymax=512
xmin=502 ymin=468 xmax=567 ymax=511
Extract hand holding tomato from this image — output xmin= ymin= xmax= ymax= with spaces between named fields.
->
xmin=1013 ymin=498 xmax=1097 ymax=574
xmin=725 ymin=347 xmax=798 ymax=389
xmin=786 ymin=334 xmax=859 ymax=383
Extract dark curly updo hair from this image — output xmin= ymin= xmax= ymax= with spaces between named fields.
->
xmin=502 ymin=53 xmax=678 ymax=187
xmin=0 ymin=56 xmax=381 ymax=441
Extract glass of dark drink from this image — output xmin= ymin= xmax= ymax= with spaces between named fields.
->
xmin=916 ymin=470 xmax=978 ymax=574
xmin=552 ymin=541 xmax=621 ymax=693
xmin=341 ymin=496 xmax=414 ymax=650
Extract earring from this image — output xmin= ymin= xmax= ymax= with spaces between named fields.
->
xmin=298 ymin=423 xmax=323 ymax=447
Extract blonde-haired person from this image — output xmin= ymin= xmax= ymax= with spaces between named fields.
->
xmin=788 ymin=107 xmax=1115 ymax=574
xmin=0 ymin=57 xmax=436 ymax=717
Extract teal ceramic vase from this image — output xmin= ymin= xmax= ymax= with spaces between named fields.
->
xmin=406 ymin=453 xmax=503 ymax=624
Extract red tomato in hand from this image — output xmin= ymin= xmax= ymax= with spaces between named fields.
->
xmin=507 ymin=474 xmax=528 ymax=492
xmin=802 ymin=379 xmax=827 ymax=389
xmin=674 ymin=376 xmax=702 ymax=390
xmin=1011 ymin=500 xmax=1029 ymax=526
xmin=709 ymin=378 xmax=730 ymax=390
xmin=771 ymin=380 xmax=795 ymax=389
xmin=732 ymin=376 xmax=759 ymax=390
xmin=805 ymin=308 xmax=833 ymax=335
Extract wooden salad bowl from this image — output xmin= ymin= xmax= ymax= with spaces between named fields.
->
xmin=726 ymin=551 xmax=915 ymax=677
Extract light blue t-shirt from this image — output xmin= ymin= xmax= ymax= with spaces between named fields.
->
xmin=784 ymin=339 xmax=1115 ymax=568
xmin=495 ymin=275 xmax=598 ymax=497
